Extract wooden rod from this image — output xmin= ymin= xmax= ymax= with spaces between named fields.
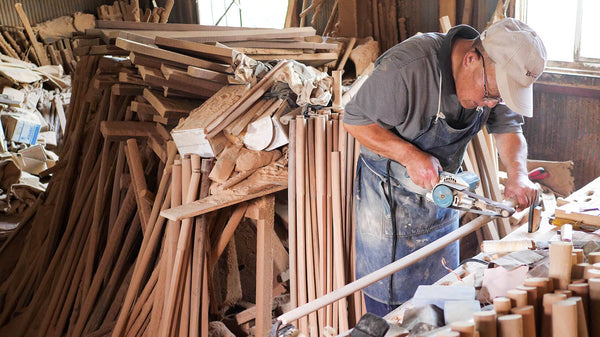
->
xmin=473 ymin=310 xmax=497 ymax=337
xmin=498 ymin=314 xmax=523 ymax=337
xmin=510 ymin=305 xmax=536 ymax=337
xmin=275 ymin=213 xmax=495 ymax=325
xmin=552 ymin=300 xmax=577 ymax=337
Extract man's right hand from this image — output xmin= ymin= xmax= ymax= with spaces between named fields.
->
xmin=404 ymin=150 xmax=443 ymax=190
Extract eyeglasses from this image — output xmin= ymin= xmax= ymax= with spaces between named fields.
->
xmin=476 ymin=49 xmax=503 ymax=104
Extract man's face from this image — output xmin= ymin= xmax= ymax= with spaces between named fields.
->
xmin=456 ymin=54 xmax=503 ymax=110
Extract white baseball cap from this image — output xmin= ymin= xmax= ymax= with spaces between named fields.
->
xmin=481 ymin=18 xmax=547 ymax=117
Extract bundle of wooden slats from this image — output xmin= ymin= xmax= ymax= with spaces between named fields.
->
xmin=97 ymin=0 xmax=173 ymax=24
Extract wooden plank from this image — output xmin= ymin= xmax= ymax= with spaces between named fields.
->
xmin=160 ymin=184 xmax=286 ymax=221
xmin=14 ymin=3 xmax=50 ymax=65
xmin=100 ymin=121 xmax=159 ymax=140
xmin=187 ymin=66 xmax=229 ymax=84
xmin=224 ymin=39 xmax=339 ymax=50
xmin=154 ymin=37 xmax=233 ymax=64
xmin=153 ymin=27 xmax=316 ymax=43
xmin=115 ymin=37 xmax=231 ymax=73
xmin=95 ymin=20 xmax=266 ymax=31
xmin=142 ymin=88 xmax=201 ymax=119
xmin=205 ymin=60 xmax=291 ymax=138
xmin=138 ymin=65 xmax=217 ymax=98
xmin=251 ymin=53 xmax=338 ymax=67
xmin=129 ymin=52 xmax=187 ymax=70
xmin=439 ymin=0 xmax=457 ymax=26
xmin=253 ymin=195 xmax=275 ymax=337
xmin=160 ymin=64 xmax=225 ymax=93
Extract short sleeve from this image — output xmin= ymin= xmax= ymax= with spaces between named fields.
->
xmin=343 ymin=59 xmax=409 ymax=129
xmin=486 ymin=103 xmax=524 ymax=134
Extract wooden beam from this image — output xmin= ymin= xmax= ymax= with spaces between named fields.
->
xmin=14 ymin=3 xmax=50 ymax=65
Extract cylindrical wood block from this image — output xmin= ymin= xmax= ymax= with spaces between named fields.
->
xmin=554 ymin=289 xmax=572 ymax=297
xmin=473 ymin=310 xmax=497 ymax=337
xmin=494 ymin=297 xmax=512 ymax=316
xmin=508 ymin=289 xmax=529 ymax=308
xmin=572 ymin=263 xmax=591 ymax=280
xmin=552 ymin=300 xmax=577 ymax=337
xmin=585 ymin=268 xmax=600 ymax=280
xmin=565 ymin=297 xmax=589 ymax=337
xmin=589 ymin=278 xmax=600 ymax=337
xmin=516 ymin=285 xmax=538 ymax=308
xmin=573 ymin=249 xmax=584 ymax=264
xmin=498 ymin=314 xmax=523 ymax=337
xmin=568 ymin=283 xmax=589 ymax=320
xmin=510 ymin=305 xmax=536 ymax=337
xmin=549 ymin=241 xmax=573 ymax=290
xmin=592 ymin=262 xmax=600 ymax=270
xmin=542 ymin=293 xmax=567 ymax=337
xmin=524 ymin=277 xmax=553 ymax=296
xmin=450 ymin=320 xmax=476 ymax=337
xmin=588 ymin=252 xmax=600 ymax=264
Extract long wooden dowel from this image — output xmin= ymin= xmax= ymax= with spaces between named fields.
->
xmin=288 ymin=118 xmax=297 ymax=314
xmin=275 ymin=213 xmax=495 ymax=326
xmin=14 ymin=3 xmax=50 ymax=65
xmin=294 ymin=116 xmax=309 ymax=334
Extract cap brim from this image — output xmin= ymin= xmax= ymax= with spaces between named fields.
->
xmin=495 ymin=65 xmax=533 ymax=117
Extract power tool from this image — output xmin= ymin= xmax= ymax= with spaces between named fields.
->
xmin=396 ymin=168 xmax=515 ymax=218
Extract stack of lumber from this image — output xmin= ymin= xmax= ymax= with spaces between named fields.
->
xmin=287 ymin=109 xmax=364 ymax=336
xmin=442 ymin=241 xmax=600 ymax=337
xmin=0 ymin=18 xmax=350 ymax=337
xmin=97 ymin=0 xmax=172 ymax=24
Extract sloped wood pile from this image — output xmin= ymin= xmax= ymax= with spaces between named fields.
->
xmin=0 ymin=20 xmax=354 ymax=337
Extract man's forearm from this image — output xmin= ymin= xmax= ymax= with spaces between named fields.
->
xmin=494 ymin=132 xmax=529 ymax=178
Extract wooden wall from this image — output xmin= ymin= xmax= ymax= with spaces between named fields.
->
xmin=525 ymin=74 xmax=600 ymax=190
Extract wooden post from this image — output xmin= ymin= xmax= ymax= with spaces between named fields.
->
xmin=252 ymin=195 xmax=275 ymax=337
xmin=549 ymin=241 xmax=573 ymax=290
xmin=552 ymin=300 xmax=577 ymax=337
xmin=542 ymin=293 xmax=567 ymax=337
xmin=473 ymin=310 xmax=496 ymax=337
xmin=494 ymin=297 xmax=512 ymax=316
xmin=450 ymin=320 xmax=476 ymax=337
xmin=507 ymin=289 xmax=529 ymax=308
xmin=498 ymin=314 xmax=523 ymax=337
xmin=14 ymin=3 xmax=50 ymax=65
xmin=588 ymin=278 xmax=600 ymax=337
xmin=510 ymin=305 xmax=536 ymax=337
xmin=294 ymin=116 xmax=309 ymax=334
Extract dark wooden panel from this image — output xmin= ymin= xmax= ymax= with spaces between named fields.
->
xmin=523 ymin=84 xmax=600 ymax=190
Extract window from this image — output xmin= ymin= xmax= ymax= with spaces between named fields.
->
xmin=198 ymin=0 xmax=287 ymax=28
xmin=517 ymin=0 xmax=600 ymax=74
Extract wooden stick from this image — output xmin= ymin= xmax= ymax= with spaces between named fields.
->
xmin=497 ymin=314 xmax=523 ymax=337
xmin=510 ymin=305 xmax=536 ymax=337
xmin=473 ymin=310 xmax=497 ymax=337
xmin=549 ymin=241 xmax=573 ymax=290
xmin=254 ymin=196 xmax=275 ymax=337
xmin=14 ymin=3 xmax=50 ymax=65
xmin=126 ymin=139 xmax=152 ymax=229
xmin=288 ymin=118 xmax=298 ymax=314
xmin=275 ymin=213 xmax=496 ymax=325
xmin=552 ymin=300 xmax=577 ymax=337
xmin=331 ymin=151 xmax=349 ymax=332
xmin=294 ymin=116 xmax=309 ymax=333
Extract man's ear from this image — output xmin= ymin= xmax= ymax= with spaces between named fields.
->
xmin=464 ymin=49 xmax=480 ymax=68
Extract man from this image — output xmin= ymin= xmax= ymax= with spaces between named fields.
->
xmin=342 ymin=18 xmax=547 ymax=316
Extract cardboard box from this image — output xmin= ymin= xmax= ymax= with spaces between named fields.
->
xmin=1 ymin=113 xmax=41 ymax=145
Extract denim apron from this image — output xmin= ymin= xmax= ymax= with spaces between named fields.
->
xmin=354 ymin=78 xmax=489 ymax=306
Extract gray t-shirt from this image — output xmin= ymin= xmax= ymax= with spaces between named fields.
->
xmin=343 ymin=25 xmax=523 ymax=141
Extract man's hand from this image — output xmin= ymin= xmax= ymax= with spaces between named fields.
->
xmin=503 ymin=174 xmax=538 ymax=212
xmin=404 ymin=150 xmax=442 ymax=190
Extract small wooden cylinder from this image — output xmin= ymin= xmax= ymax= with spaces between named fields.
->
xmin=494 ymin=297 xmax=512 ymax=316
xmin=552 ymin=300 xmax=577 ymax=337
xmin=567 ymin=283 xmax=589 ymax=319
xmin=592 ymin=262 xmax=600 ymax=270
xmin=573 ymin=248 xmax=584 ymax=264
xmin=549 ymin=241 xmax=573 ymax=290
xmin=589 ymin=278 xmax=600 ymax=337
xmin=508 ymin=289 xmax=529 ymax=308
xmin=566 ymin=297 xmax=589 ymax=337
xmin=473 ymin=310 xmax=497 ymax=337
xmin=516 ymin=285 xmax=538 ymax=308
xmin=542 ymin=293 xmax=567 ymax=337
xmin=498 ymin=314 xmax=523 ymax=337
xmin=588 ymin=252 xmax=600 ymax=264
xmin=572 ymin=262 xmax=591 ymax=280
xmin=524 ymin=277 xmax=553 ymax=296
xmin=450 ymin=320 xmax=476 ymax=337
xmin=510 ymin=305 xmax=536 ymax=337
xmin=554 ymin=289 xmax=573 ymax=297
xmin=585 ymin=268 xmax=600 ymax=280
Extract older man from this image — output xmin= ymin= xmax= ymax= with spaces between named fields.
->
xmin=343 ymin=18 xmax=547 ymax=315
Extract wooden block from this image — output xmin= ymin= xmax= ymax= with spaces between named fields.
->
xmin=208 ymin=143 xmax=243 ymax=183
xmin=100 ymin=121 xmax=160 ymax=140
xmin=142 ymin=88 xmax=201 ymax=119
xmin=160 ymin=64 xmax=225 ymax=93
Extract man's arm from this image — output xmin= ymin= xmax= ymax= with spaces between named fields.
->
xmin=494 ymin=132 xmax=538 ymax=211
xmin=343 ymin=122 xmax=442 ymax=189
